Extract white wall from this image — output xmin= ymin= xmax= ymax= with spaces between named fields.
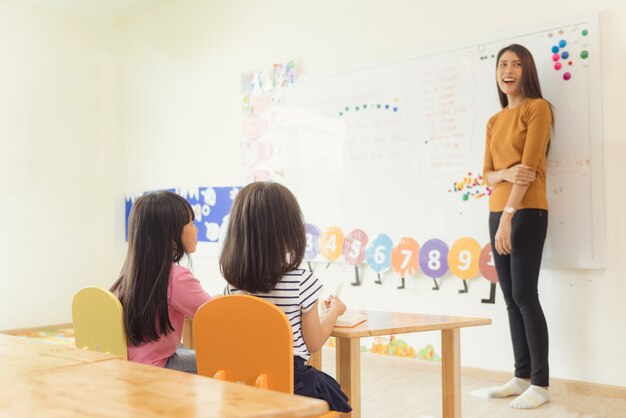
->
xmin=2 ymin=0 xmax=624 ymax=388
xmin=0 ymin=1 xmax=125 ymax=329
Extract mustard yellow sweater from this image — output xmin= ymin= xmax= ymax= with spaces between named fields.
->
xmin=483 ymin=98 xmax=552 ymax=212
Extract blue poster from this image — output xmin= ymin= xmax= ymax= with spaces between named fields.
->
xmin=125 ymin=186 xmax=241 ymax=242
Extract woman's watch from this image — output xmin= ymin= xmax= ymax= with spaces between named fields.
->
xmin=504 ymin=206 xmax=516 ymax=214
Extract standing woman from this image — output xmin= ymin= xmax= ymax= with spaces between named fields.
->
xmin=483 ymin=44 xmax=552 ymax=409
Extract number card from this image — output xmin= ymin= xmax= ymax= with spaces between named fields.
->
xmin=365 ymin=233 xmax=393 ymax=273
xmin=479 ymin=242 xmax=498 ymax=283
xmin=305 ymin=223 xmax=320 ymax=261
xmin=448 ymin=237 xmax=481 ymax=280
xmin=343 ymin=229 xmax=368 ymax=265
xmin=391 ymin=237 xmax=420 ymax=277
xmin=319 ymin=226 xmax=345 ymax=261
xmin=419 ymin=238 xmax=449 ymax=279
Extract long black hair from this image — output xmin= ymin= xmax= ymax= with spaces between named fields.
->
xmin=220 ymin=182 xmax=306 ymax=293
xmin=111 ymin=191 xmax=194 ymax=345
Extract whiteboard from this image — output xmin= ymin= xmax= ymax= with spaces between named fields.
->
xmin=244 ymin=14 xmax=604 ymax=269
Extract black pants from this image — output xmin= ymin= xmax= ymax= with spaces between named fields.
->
xmin=489 ymin=209 xmax=549 ymax=387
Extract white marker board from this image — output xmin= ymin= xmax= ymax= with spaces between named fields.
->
xmin=251 ymin=14 xmax=604 ymax=269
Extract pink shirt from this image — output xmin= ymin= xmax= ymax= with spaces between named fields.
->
xmin=127 ymin=264 xmax=211 ymax=367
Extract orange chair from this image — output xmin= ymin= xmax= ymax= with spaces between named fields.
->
xmin=72 ymin=287 xmax=128 ymax=359
xmin=193 ymin=295 xmax=340 ymax=417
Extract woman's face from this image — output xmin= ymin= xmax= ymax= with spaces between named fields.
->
xmin=181 ymin=219 xmax=198 ymax=253
xmin=497 ymin=50 xmax=524 ymax=99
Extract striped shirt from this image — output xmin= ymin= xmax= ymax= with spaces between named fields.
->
xmin=224 ymin=269 xmax=323 ymax=360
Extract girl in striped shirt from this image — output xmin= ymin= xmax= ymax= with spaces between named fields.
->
xmin=219 ymin=181 xmax=352 ymax=413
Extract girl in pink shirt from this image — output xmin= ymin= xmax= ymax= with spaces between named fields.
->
xmin=111 ymin=191 xmax=211 ymax=373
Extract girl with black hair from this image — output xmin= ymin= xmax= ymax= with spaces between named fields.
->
xmin=111 ymin=191 xmax=211 ymax=373
xmin=220 ymin=182 xmax=352 ymax=413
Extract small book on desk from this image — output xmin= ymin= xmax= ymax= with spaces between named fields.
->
xmin=335 ymin=312 xmax=367 ymax=328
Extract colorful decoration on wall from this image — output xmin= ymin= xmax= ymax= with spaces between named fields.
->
xmin=448 ymin=171 xmax=491 ymax=201
xmin=273 ymin=61 xmax=297 ymax=89
xmin=391 ymin=237 xmax=420 ymax=289
xmin=306 ymin=226 xmax=500 ymax=297
xmin=391 ymin=237 xmax=420 ymax=277
xmin=448 ymin=236 xmax=481 ymax=293
xmin=479 ymin=242 xmax=499 ymax=304
xmin=547 ymin=26 xmax=591 ymax=81
xmin=343 ymin=229 xmax=369 ymax=286
xmin=319 ymin=226 xmax=345 ymax=261
xmin=325 ymin=336 xmax=440 ymax=363
xmin=343 ymin=229 xmax=368 ymax=265
xmin=419 ymin=238 xmax=449 ymax=290
xmin=370 ymin=335 xmax=416 ymax=359
xmin=417 ymin=344 xmax=441 ymax=362
xmin=365 ymin=233 xmax=393 ymax=284
xmin=305 ymin=223 xmax=321 ymax=261
xmin=448 ymin=237 xmax=481 ymax=280
xmin=478 ymin=243 xmax=498 ymax=284
xmin=241 ymin=60 xmax=297 ymax=181
xmin=325 ymin=336 xmax=441 ymax=364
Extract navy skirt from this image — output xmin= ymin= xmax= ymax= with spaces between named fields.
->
xmin=293 ymin=356 xmax=352 ymax=413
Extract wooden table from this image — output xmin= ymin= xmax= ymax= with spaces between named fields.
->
xmin=308 ymin=310 xmax=491 ymax=418
xmin=2 ymin=359 xmax=328 ymax=417
xmin=0 ymin=334 xmax=329 ymax=417
xmin=0 ymin=332 xmax=118 ymax=376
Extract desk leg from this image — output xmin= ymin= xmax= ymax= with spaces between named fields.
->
xmin=308 ymin=350 xmax=322 ymax=370
xmin=336 ymin=337 xmax=360 ymax=418
xmin=182 ymin=317 xmax=194 ymax=349
xmin=441 ymin=328 xmax=461 ymax=418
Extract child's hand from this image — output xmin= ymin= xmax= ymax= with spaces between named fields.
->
xmin=324 ymin=295 xmax=347 ymax=316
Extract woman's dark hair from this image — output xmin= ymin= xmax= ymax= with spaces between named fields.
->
xmin=220 ymin=182 xmax=306 ymax=293
xmin=496 ymin=44 xmax=554 ymax=153
xmin=110 ymin=191 xmax=194 ymax=345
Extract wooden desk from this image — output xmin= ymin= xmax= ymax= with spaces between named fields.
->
xmin=308 ymin=310 xmax=491 ymax=418
xmin=0 ymin=333 xmax=119 ymax=377
xmin=2 ymin=358 xmax=329 ymax=417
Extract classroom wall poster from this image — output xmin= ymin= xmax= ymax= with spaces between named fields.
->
xmin=125 ymin=187 xmax=241 ymax=247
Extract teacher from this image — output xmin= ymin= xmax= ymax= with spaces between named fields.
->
xmin=483 ymin=44 xmax=553 ymax=410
